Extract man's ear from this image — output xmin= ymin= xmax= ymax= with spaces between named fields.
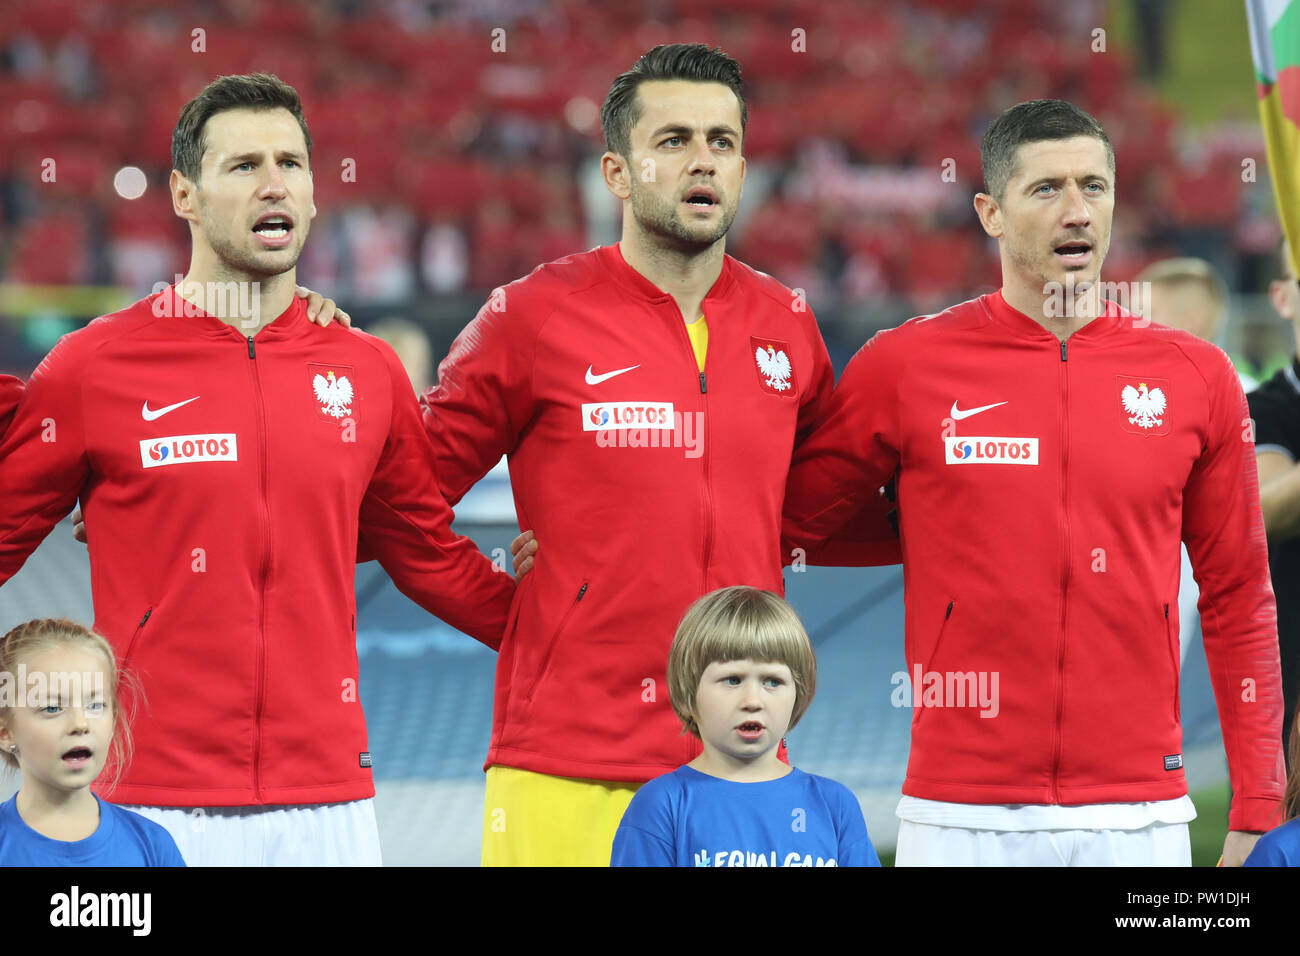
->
xmin=1269 ymin=278 xmax=1298 ymax=323
xmin=171 ymin=169 xmax=199 ymax=225
xmin=601 ymin=150 xmax=632 ymax=201
xmin=973 ymin=192 xmax=1002 ymax=239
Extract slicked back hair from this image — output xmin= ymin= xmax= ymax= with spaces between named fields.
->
xmin=600 ymin=43 xmax=746 ymax=159
xmin=981 ymin=99 xmax=1114 ymax=200
xmin=172 ymin=72 xmax=312 ymax=183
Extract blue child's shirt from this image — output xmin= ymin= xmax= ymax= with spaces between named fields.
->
xmin=1243 ymin=816 xmax=1300 ymax=866
xmin=611 ymin=765 xmax=881 ymax=867
xmin=0 ymin=793 xmax=186 ymax=866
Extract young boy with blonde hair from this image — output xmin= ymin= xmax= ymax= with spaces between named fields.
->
xmin=611 ymin=586 xmax=880 ymax=866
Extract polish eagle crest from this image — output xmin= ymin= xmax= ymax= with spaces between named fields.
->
xmin=313 ymin=369 xmax=354 ymax=418
xmin=755 ymin=345 xmax=793 ymax=391
xmin=1121 ymin=381 xmax=1166 ymax=429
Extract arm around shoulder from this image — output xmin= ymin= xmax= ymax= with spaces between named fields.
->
xmin=360 ymin=344 xmax=514 ymax=649
xmin=784 ymin=332 xmax=903 ymax=549
xmin=421 ymin=290 xmax=541 ymax=505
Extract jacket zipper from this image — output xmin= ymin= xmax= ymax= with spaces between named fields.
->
xmin=681 ymin=313 xmax=713 ymax=596
xmin=1051 ymin=337 xmax=1070 ymax=803
xmin=915 ymin=600 xmax=955 ymax=730
xmin=248 ymin=335 xmax=271 ymax=802
xmin=521 ymin=581 xmax=587 ymax=703
xmin=696 ymin=357 xmax=714 ymax=763
xmin=122 ymin=607 xmax=154 ymax=665
xmin=677 ymin=310 xmax=713 ymax=763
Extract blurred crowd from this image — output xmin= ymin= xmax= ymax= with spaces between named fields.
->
xmin=0 ymin=0 xmax=1287 ymax=365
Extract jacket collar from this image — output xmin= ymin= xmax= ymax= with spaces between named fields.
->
xmin=598 ymin=243 xmax=736 ymax=305
xmin=151 ymin=284 xmax=307 ymax=340
xmin=984 ymin=288 xmax=1125 ymax=343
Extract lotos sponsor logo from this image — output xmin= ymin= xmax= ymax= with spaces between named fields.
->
xmin=944 ymin=436 xmax=1038 ymax=465
xmin=139 ymin=433 xmax=238 ymax=469
xmin=581 ymin=401 xmax=674 ymax=432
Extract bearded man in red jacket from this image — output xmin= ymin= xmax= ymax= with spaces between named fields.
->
xmin=0 ymin=73 xmax=513 ymax=866
xmin=308 ymin=43 xmax=899 ymax=866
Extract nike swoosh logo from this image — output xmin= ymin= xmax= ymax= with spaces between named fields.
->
xmin=142 ymin=397 xmax=200 ymax=421
xmin=585 ymin=364 xmax=640 ymax=385
xmin=950 ymin=400 xmax=1008 ymax=420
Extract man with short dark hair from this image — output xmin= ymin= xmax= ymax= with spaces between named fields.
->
xmin=785 ymin=99 xmax=1285 ymax=866
xmin=448 ymin=43 xmax=857 ymax=866
xmin=0 ymin=73 xmax=514 ymax=866
xmin=311 ymin=43 xmax=896 ymax=866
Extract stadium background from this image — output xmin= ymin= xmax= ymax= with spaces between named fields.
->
xmin=0 ymin=0 xmax=1286 ymax=864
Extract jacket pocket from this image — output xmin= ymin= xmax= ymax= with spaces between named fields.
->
xmin=121 ymin=606 xmax=154 ymax=668
xmin=914 ymin=600 xmax=954 ymax=730
xmin=520 ymin=580 xmax=588 ymax=704
xmin=1165 ymin=602 xmax=1180 ymax=722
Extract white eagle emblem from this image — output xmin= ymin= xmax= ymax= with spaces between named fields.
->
xmin=313 ymin=369 xmax=354 ymax=418
xmin=755 ymin=345 xmax=793 ymax=391
xmin=1121 ymin=381 xmax=1166 ymax=429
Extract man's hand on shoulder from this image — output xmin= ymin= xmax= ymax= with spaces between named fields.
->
xmin=72 ymin=506 xmax=87 ymax=545
xmin=510 ymin=530 xmax=537 ymax=582
xmin=1221 ymin=830 xmax=1263 ymax=867
xmin=296 ymin=286 xmax=351 ymax=328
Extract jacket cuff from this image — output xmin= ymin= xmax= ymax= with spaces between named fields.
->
xmin=1229 ymin=794 xmax=1285 ymax=832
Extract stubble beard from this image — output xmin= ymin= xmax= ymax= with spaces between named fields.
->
xmin=199 ymin=213 xmax=305 ymax=282
xmin=629 ymin=178 xmax=737 ymax=252
xmin=1007 ymin=233 xmax=1097 ymax=299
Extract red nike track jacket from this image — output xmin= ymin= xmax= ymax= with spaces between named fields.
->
xmin=784 ymin=291 xmax=1285 ymax=831
xmin=0 ymin=287 xmax=513 ymax=806
xmin=421 ymin=244 xmax=898 ymax=782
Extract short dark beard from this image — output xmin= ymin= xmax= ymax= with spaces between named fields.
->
xmin=628 ymin=177 xmax=736 ymax=251
xmin=196 ymin=194 xmax=305 ymax=279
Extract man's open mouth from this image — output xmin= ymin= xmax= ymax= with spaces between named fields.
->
xmin=252 ymin=213 xmax=294 ymax=240
xmin=1054 ymin=240 xmax=1092 ymax=262
xmin=683 ymin=187 xmax=718 ymax=208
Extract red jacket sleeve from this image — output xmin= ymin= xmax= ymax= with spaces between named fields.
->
xmin=421 ymin=291 xmax=540 ymax=506
xmin=0 ymin=342 xmax=90 ymax=584
xmin=782 ymin=329 xmax=904 ymax=559
xmin=0 ymin=374 xmax=22 ymax=440
xmin=781 ymin=314 xmax=902 ymax=568
xmin=356 ymin=290 xmax=539 ymax=565
xmin=358 ymin=344 xmax=515 ymax=650
xmin=1181 ymin=346 xmax=1286 ymax=831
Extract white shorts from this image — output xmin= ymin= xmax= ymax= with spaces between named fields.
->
xmin=896 ymin=820 xmax=1192 ymax=866
xmin=118 ymin=799 xmax=382 ymax=867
